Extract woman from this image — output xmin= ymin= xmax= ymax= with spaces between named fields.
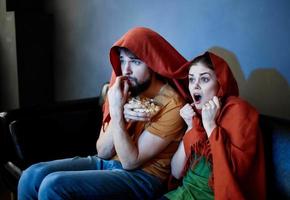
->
xmin=161 ymin=52 xmax=265 ymax=199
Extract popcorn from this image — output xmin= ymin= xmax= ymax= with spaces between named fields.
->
xmin=127 ymin=97 xmax=161 ymax=116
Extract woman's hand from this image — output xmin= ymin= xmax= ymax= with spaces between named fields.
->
xmin=180 ymin=103 xmax=196 ymax=130
xmin=201 ymin=96 xmax=220 ymax=137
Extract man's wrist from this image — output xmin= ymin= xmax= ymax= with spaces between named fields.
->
xmin=110 ymin=110 xmax=123 ymax=120
xmin=109 ymin=104 xmax=123 ymax=118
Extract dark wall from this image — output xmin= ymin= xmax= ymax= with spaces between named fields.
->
xmin=5 ymin=0 xmax=54 ymax=108
xmin=0 ymin=0 xmax=18 ymax=111
xmin=15 ymin=11 xmax=54 ymax=107
xmin=1 ymin=0 xmax=290 ymax=120
xmin=51 ymin=0 xmax=290 ymax=120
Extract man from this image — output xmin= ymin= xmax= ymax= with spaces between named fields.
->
xmin=18 ymin=27 xmax=190 ymax=200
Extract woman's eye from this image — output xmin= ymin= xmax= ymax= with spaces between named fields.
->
xmin=132 ymin=60 xmax=141 ymax=65
xmin=201 ymin=77 xmax=210 ymax=83
xmin=188 ymin=77 xmax=195 ymax=83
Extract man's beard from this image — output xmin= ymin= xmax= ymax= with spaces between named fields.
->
xmin=128 ymin=76 xmax=152 ymax=97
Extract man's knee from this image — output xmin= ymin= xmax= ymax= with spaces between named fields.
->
xmin=18 ymin=163 xmax=48 ymax=199
xmin=19 ymin=162 xmax=46 ymax=186
xmin=38 ymin=172 xmax=69 ymax=199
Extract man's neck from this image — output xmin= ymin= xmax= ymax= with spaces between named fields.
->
xmin=140 ymin=77 xmax=165 ymax=98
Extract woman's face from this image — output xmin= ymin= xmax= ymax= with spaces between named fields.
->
xmin=188 ymin=62 xmax=219 ymax=110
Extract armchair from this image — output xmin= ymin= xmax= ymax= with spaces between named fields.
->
xmin=0 ymin=95 xmax=104 ymax=194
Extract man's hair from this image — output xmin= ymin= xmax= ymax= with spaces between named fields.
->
xmin=117 ymin=47 xmax=166 ymax=83
xmin=117 ymin=47 xmax=129 ymax=54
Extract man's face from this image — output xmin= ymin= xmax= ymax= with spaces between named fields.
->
xmin=119 ymin=48 xmax=152 ymax=96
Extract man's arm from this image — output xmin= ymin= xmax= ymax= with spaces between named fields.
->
xmin=96 ymin=76 xmax=128 ymax=159
xmin=107 ymin=76 xmax=173 ymax=169
xmin=96 ymin=122 xmax=116 ymax=159
xmin=97 ymin=101 xmax=172 ymax=169
xmin=111 ymin=114 xmax=173 ymax=170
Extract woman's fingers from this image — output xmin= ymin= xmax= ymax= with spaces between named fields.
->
xmin=203 ymin=96 xmax=220 ymax=110
xmin=208 ymin=100 xmax=215 ymax=108
xmin=213 ymin=96 xmax=220 ymax=109
xmin=180 ymin=103 xmax=195 ymax=113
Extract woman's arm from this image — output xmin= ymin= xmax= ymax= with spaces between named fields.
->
xmin=171 ymin=140 xmax=187 ymax=179
xmin=171 ymin=103 xmax=196 ymax=179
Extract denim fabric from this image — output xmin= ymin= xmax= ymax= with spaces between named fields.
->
xmin=18 ymin=156 xmax=163 ymax=200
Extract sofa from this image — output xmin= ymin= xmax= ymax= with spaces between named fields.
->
xmin=259 ymin=115 xmax=290 ymax=199
xmin=0 ymin=93 xmax=290 ymax=199
xmin=0 ymin=97 xmax=103 ymax=196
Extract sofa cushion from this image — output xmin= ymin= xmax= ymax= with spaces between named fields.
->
xmin=260 ymin=115 xmax=290 ymax=199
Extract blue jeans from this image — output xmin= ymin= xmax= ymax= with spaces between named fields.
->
xmin=18 ymin=156 xmax=164 ymax=200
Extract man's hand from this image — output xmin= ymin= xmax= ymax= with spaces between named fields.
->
xmin=107 ymin=76 xmax=129 ymax=119
xmin=180 ymin=103 xmax=196 ymax=130
xmin=201 ymin=96 xmax=220 ymax=137
xmin=123 ymin=103 xmax=151 ymax=122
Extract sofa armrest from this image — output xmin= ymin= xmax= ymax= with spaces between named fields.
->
xmin=260 ymin=114 xmax=290 ymax=199
xmin=0 ymin=83 xmax=109 ymax=194
xmin=3 ymin=97 xmax=103 ymax=169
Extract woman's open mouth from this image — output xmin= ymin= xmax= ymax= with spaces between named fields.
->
xmin=193 ymin=93 xmax=202 ymax=104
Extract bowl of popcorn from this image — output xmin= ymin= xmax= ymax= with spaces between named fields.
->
xmin=127 ymin=97 xmax=161 ymax=117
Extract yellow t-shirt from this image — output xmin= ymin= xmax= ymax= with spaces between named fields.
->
xmin=113 ymin=83 xmax=185 ymax=181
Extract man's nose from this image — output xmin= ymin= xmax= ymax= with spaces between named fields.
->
xmin=123 ymin=61 xmax=132 ymax=75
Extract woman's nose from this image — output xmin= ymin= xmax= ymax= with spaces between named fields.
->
xmin=193 ymin=79 xmax=201 ymax=89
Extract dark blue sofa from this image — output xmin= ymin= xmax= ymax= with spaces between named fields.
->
xmin=259 ymin=115 xmax=290 ymax=199
xmin=0 ymin=97 xmax=290 ymax=199
xmin=0 ymin=97 xmax=103 ymax=195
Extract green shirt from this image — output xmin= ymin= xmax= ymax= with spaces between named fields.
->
xmin=165 ymin=156 xmax=214 ymax=200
